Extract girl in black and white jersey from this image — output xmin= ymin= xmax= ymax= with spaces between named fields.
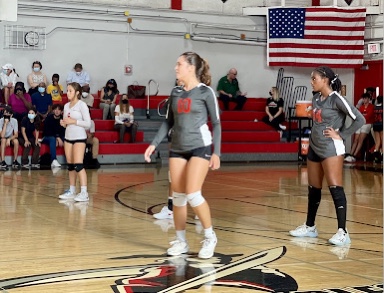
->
xmin=289 ymin=66 xmax=365 ymax=246
xmin=144 ymin=52 xmax=221 ymax=259
xmin=59 ymin=82 xmax=91 ymax=202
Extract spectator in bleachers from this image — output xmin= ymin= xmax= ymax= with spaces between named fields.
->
xmin=27 ymin=61 xmax=47 ymax=96
xmin=47 ymin=74 xmax=64 ymax=105
xmin=1 ymin=63 xmax=18 ymax=104
xmin=81 ymin=85 xmax=94 ymax=108
xmin=114 ymin=94 xmax=137 ymax=143
xmin=356 ymin=87 xmax=375 ymax=108
xmin=344 ymin=93 xmax=375 ymax=163
xmin=8 ymin=82 xmax=32 ymax=124
xmin=31 ymin=82 xmax=52 ymax=122
xmin=217 ymin=68 xmax=247 ymax=110
xmin=0 ymin=107 xmax=20 ymax=170
xmin=41 ymin=104 xmax=65 ymax=168
xmin=66 ymin=63 xmax=90 ymax=87
xmin=19 ymin=107 xmax=41 ymax=169
xmin=86 ymin=119 xmax=100 ymax=168
xmin=261 ymin=86 xmax=286 ymax=131
xmin=372 ymin=95 xmax=383 ymax=162
xmin=100 ymin=79 xmax=119 ymax=120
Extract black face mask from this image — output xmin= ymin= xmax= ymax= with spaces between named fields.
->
xmin=3 ymin=115 xmax=11 ymax=120
xmin=15 ymin=88 xmax=23 ymax=93
xmin=122 ymin=99 xmax=128 ymax=104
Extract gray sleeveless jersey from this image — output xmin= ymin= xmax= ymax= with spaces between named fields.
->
xmin=310 ymin=91 xmax=365 ymax=158
xmin=151 ymin=83 xmax=221 ymax=155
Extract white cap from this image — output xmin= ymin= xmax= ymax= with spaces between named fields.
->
xmin=2 ymin=63 xmax=13 ymax=70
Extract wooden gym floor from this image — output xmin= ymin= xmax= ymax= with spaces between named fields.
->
xmin=0 ymin=162 xmax=382 ymax=293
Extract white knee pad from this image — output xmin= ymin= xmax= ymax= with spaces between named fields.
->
xmin=168 ymin=170 xmax=171 ymax=183
xmin=172 ymin=191 xmax=187 ymax=206
xmin=187 ymin=191 xmax=205 ymax=207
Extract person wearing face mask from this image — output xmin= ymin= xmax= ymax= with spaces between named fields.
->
xmin=31 ymin=82 xmax=52 ymax=122
xmin=41 ymin=104 xmax=65 ymax=168
xmin=100 ymin=79 xmax=119 ymax=120
xmin=27 ymin=61 xmax=47 ymax=96
xmin=66 ymin=63 xmax=90 ymax=87
xmin=19 ymin=107 xmax=41 ymax=169
xmin=81 ymin=85 xmax=94 ymax=108
xmin=0 ymin=108 xmax=20 ymax=170
xmin=261 ymin=87 xmax=286 ymax=134
xmin=114 ymin=94 xmax=137 ymax=143
xmin=47 ymin=74 xmax=64 ymax=105
xmin=8 ymin=81 xmax=32 ymax=124
xmin=0 ymin=63 xmax=19 ymax=104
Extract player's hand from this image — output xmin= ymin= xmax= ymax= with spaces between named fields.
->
xmin=144 ymin=145 xmax=156 ymax=162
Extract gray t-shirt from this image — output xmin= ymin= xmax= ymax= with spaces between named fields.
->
xmin=0 ymin=117 xmax=18 ymax=138
xmin=310 ymin=91 xmax=365 ymax=158
xmin=151 ymin=83 xmax=221 ymax=156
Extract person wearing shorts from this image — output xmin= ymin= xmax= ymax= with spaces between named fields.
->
xmin=58 ymin=82 xmax=91 ymax=202
xmin=145 ymin=52 xmax=221 ymax=259
xmin=289 ymin=66 xmax=365 ymax=246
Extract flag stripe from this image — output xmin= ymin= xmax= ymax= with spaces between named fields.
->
xmin=267 ymin=7 xmax=366 ymax=68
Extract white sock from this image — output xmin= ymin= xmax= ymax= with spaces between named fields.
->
xmin=81 ymin=186 xmax=87 ymax=193
xmin=70 ymin=185 xmax=76 ymax=194
xmin=204 ymin=226 xmax=214 ymax=238
xmin=176 ymin=230 xmax=186 ymax=242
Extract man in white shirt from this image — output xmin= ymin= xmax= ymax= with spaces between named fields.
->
xmin=81 ymin=85 xmax=95 ymax=108
xmin=66 ymin=63 xmax=90 ymax=87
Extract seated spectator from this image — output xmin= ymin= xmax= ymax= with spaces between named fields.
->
xmin=0 ymin=107 xmax=20 ymax=170
xmin=8 ymin=82 xmax=32 ymax=124
xmin=85 ymin=119 xmax=100 ymax=168
xmin=261 ymin=87 xmax=286 ymax=131
xmin=81 ymin=85 xmax=95 ymax=108
xmin=100 ymin=79 xmax=119 ymax=120
xmin=27 ymin=61 xmax=47 ymax=96
xmin=217 ymin=68 xmax=247 ymax=110
xmin=372 ymin=95 xmax=383 ymax=162
xmin=41 ymin=104 xmax=65 ymax=168
xmin=47 ymin=74 xmax=64 ymax=105
xmin=114 ymin=94 xmax=137 ymax=143
xmin=0 ymin=63 xmax=18 ymax=104
xmin=356 ymin=87 xmax=375 ymax=108
xmin=66 ymin=63 xmax=90 ymax=87
xmin=31 ymin=82 xmax=52 ymax=122
xmin=345 ymin=93 xmax=374 ymax=163
xmin=19 ymin=107 xmax=41 ymax=169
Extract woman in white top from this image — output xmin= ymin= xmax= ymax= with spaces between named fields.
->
xmin=1 ymin=63 xmax=18 ymax=104
xmin=114 ymin=94 xmax=138 ymax=143
xmin=59 ymin=82 xmax=91 ymax=202
xmin=27 ymin=61 xmax=47 ymax=96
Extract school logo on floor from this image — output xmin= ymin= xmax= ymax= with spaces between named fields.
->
xmin=0 ymin=246 xmax=381 ymax=293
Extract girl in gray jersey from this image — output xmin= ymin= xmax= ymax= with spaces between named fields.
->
xmin=290 ymin=66 xmax=365 ymax=246
xmin=144 ymin=52 xmax=221 ymax=259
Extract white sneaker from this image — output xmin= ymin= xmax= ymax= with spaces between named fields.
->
xmin=74 ymin=191 xmax=89 ymax=202
xmin=51 ymin=159 xmax=61 ymax=168
xmin=344 ymin=156 xmax=356 ymax=163
xmin=59 ymin=189 xmax=75 ymax=200
xmin=198 ymin=232 xmax=217 ymax=259
xmin=167 ymin=239 xmax=189 ymax=256
xmin=153 ymin=206 xmax=173 ymax=220
xmin=328 ymin=228 xmax=351 ymax=246
xmin=289 ymin=223 xmax=318 ymax=237
xmin=279 ymin=124 xmax=287 ymax=130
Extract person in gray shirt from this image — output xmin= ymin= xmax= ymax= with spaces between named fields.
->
xmin=144 ymin=52 xmax=221 ymax=259
xmin=290 ymin=66 xmax=365 ymax=246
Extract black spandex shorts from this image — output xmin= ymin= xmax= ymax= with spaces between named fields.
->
xmin=169 ymin=145 xmax=212 ymax=161
xmin=64 ymin=138 xmax=87 ymax=144
xmin=373 ymin=124 xmax=383 ymax=132
xmin=307 ymin=146 xmax=324 ymax=163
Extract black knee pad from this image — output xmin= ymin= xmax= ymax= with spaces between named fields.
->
xmin=308 ymin=185 xmax=322 ymax=203
xmin=74 ymin=164 xmax=84 ymax=172
xmin=329 ymin=186 xmax=346 ymax=209
xmin=67 ymin=163 xmax=75 ymax=171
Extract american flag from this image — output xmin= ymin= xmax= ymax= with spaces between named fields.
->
xmin=267 ymin=7 xmax=366 ymax=68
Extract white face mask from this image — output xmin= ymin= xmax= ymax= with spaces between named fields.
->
xmin=82 ymin=92 xmax=89 ymax=98
xmin=28 ymin=113 xmax=36 ymax=120
xmin=76 ymin=71 xmax=81 ymax=76
xmin=33 ymin=67 xmax=40 ymax=72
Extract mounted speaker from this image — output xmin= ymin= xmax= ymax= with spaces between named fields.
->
xmin=0 ymin=0 xmax=17 ymax=22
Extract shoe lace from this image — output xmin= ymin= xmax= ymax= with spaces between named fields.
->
xmin=200 ymin=237 xmax=214 ymax=248
xmin=170 ymin=239 xmax=185 ymax=248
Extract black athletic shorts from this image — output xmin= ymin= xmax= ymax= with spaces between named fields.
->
xmin=307 ymin=146 xmax=324 ymax=163
xmin=169 ymin=145 xmax=212 ymax=161
xmin=373 ymin=123 xmax=383 ymax=132
xmin=64 ymin=138 xmax=87 ymax=144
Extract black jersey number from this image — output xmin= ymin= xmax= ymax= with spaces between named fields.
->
xmin=177 ymin=98 xmax=191 ymax=113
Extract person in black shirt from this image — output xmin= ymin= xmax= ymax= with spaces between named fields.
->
xmin=41 ymin=104 xmax=65 ymax=168
xmin=261 ymin=87 xmax=286 ymax=131
xmin=19 ymin=107 xmax=41 ymax=169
